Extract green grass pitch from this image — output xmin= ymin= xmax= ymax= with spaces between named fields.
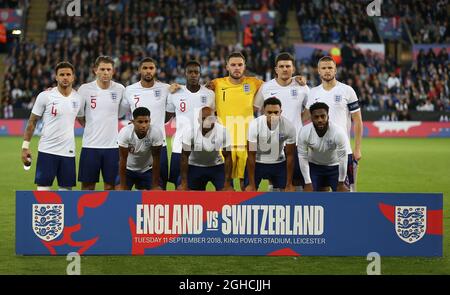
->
xmin=0 ymin=136 xmax=448 ymax=274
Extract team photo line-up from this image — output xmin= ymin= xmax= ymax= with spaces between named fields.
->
xmin=20 ymin=51 xmax=363 ymax=192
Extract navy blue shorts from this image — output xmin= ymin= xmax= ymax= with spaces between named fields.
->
xmin=35 ymin=151 xmax=76 ymax=187
xmin=168 ymin=152 xmax=181 ymax=185
xmin=309 ymin=162 xmax=339 ymax=191
xmin=188 ymin=164 xmax=225 ymax=191
xmin=245 ymin=161 xmax=287 ymax=189
xmin=160 ymin=146 xmax=169 ymax=189
xmin=126 ymin=169 xmax=152 ymax=190
xmin=78 ymin=147 xmax=119 ymax=184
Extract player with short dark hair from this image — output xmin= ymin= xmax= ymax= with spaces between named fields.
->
xmin=21 ymin=61 xmax=81 ymax=190
xmin=305 ymin=55 xmax=363 ymax=191
xmin=76 ymin=55 xmax=125 ymax=191
xmin=121 ymin=57 xmax=170 ymax=189
xmin=179 ymin=106 xmax=233 ymax=191
xmin=298 ymin=102 xmax=349 ymax=192
xmin=117 ymin=107 xmax=163 ymax=190
xmin=165 ymin=60 xmax=215 ymax=186
xmin=254 ymin=52 xmax=310 ymax=192
xmin=245 ymin=97 xmax=296 ymax=192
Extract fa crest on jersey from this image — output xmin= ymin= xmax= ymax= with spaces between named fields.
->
xmin=154 ymin=89 xmax=161 ymax=98
xmin=32 ymin=204 xmax=64 ymax=241
xmin=243 ymin=84 xmax=250 ymax=93
xmin=111 ymin=92 xmax=118 ymax=102
xmin=335 ymin=95 xmax=342 ymax=103
xmin=291 ymin=88 xmax=298 ymax=97
xmin=395 ymin=206 xmax=427 ymax=244
xmin=201 ymin=95 xmax=207 ymax=104
xmin=71 ymin=100 xmax=79 ymax=109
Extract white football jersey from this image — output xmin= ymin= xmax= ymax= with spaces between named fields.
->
xmin=122 ymin=81 xmax=170 ymax=146
xmin=247 ymin=115 xmax=296 ymax=164
xmin=117 ymin=124 xmax=164 ymax=172
xmin=31 ymin=88 xmax=81 ymax=157
xmin=77 ymin=80 xmax=125 ymax=148
xmin=182 ymin=123 xmax=231 ymax=167
xmin=306 ymin=81 xmax=360 ymax=153
xmin=297 ymin=121 xmax=349 ymax=183
xmin=255 ymin=79 xmax=309 ymax=133
xmin=166 ymin=85 xmax=215 ymax=153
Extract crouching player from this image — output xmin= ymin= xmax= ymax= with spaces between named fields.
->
xmin=297 ymin=102 xmax=349 ymax=192
xmin=117 ymin=107 xmax=163 ymax=190
xmin=178 ymin=106 xmax=233 ymax=191
xmin=245 ymin=97 xmax=296 ymax=192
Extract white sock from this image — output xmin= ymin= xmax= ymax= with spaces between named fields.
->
xmin=37 ymin=186 xmax=51 ymax=191
xmin=58 ymin=187 xmax=72 ymax=191
xmin=268 ymin=184 xmax=274 ymax=192
xmin=350 ymin=183 xmax=356 ymax=192
xmin=272 ymin=188 xmax=281 ymax=192
xmin=295 ymin=186 xmax=303 ymax=192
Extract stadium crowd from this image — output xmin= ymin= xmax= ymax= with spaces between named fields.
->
xmin=1 ymin=0 xmax=449 ymax=119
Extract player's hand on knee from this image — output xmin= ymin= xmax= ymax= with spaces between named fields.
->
xmin=337 ymin=182 xmax=349 ymax=192
xmin=169 ymin=83 xmax=181 ymax=94
xmin=294 ymin=75 xmax=307 ymax=86
xmin=284 ymin=184 xmax=295 ymax=192
xmin=303 ymin=183 xmax=314 ymax=192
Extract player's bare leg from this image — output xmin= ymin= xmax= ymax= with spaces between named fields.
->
xmin=82 ymin=182 xmax=96 ymax=190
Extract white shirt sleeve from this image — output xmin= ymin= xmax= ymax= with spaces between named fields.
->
xmin=297 ymin=127 xmax=311 ymax=184
xmin=305 ymin=90 xmax=313 ymax=110
xmin=151 ymin=126 xmax=164 ymax=146
xmin=117 ymin=126 xmax=130 ymax=148
xmin=301 ymin=86 xmax=310 ymax=109
xmin=335 ymin=131 xmax=349 ymax=182
xmin=31 ymin=92 xmax=47 ymax=117
xmin=207 ymin=90 xmax=215 ymax=110
xmin=181 ymin=127 xmax=193 ymax=152
xmin=166 ymin=93 xmax=175 ymax=113
xmin=76 ymin=86 xmax=86 ymax=117
xmin=286 ymin=121 xmax=297 ymax=145
xmin=247 ymin=119 xmax=258 ymax=143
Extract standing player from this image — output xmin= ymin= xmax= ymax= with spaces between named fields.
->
xmin=165 ymin=61 xmax=215 ymax=186
xmin=297 ymin=102 xmax=349 ymax=192
xmin=122 ymin=57 xmax=170 ymax=189
xmin=245 ymin=97 xmax=296 ymax=192
xmin=210 ymin=52 xmax=263 ymax=191
xmin=178 ymin=107 xmax=233 ymax=191
xmin=21 ymin=62 xmax=81 ymax=190
xmin=117 ymin=107 xmax=163 ymax=190
xmin=305 ymin=56 xmax=363 ymax=191
xmin=77 ymin=56 xmax=125 ymax=190
xmin=254 ymin=52 xmax=310 ymax=191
